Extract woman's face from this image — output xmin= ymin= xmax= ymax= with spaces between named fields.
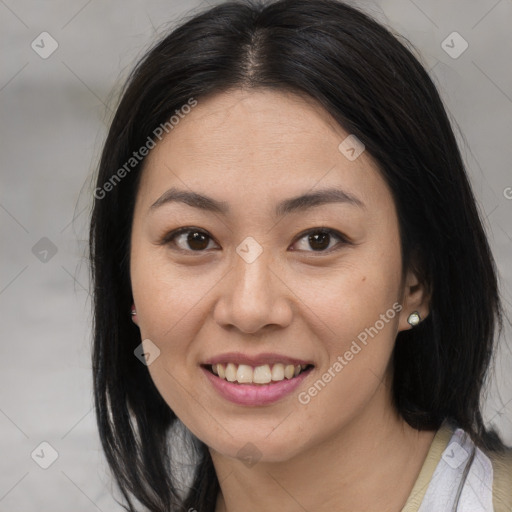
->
xmin=130 ymin=88 xmax=426 ymax=462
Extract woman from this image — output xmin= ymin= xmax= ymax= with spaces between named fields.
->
xmin=89 ymin=0 xmax=512 ymax=511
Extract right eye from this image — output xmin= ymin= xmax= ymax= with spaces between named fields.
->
xmin=161 ymin=227 xmax=219 ymax=253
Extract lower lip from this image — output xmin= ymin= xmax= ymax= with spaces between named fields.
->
xmin=201 ymin=366 xmax=313 ymax=406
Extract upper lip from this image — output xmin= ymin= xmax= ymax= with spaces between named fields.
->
xmin=203 ymin=352 xmax=314 ymax=367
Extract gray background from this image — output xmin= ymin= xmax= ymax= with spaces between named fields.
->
xmin=1 ymin=0 xmax=511 ymax=510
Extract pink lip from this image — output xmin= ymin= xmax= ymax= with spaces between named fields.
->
xmin=201 ymin=365 xmax=314 ymax=406
xmin=203 ymin=351 xmax=312 ymax=367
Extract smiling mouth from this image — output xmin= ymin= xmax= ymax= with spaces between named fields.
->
xmin=202 ymin=363 xmax=314 ymax=385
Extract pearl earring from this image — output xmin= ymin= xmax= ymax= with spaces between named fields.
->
xmin=407 ymin=311 xmax=421 ymax=326
xmin=131 ymin=305 xmax=137 ymax=317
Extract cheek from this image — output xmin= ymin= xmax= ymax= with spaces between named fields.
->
xmin=296 ymin=250 xmax=402 ymax=344
xmin=292 ymin=271 xmax=401 ymax=438
xmin=291 ymin=238 xmax=402 ymax=398
xmin=130 ymin=253 xmax=210 ymax=434
xmin=131 ymin=244 xmax=211 ymax=342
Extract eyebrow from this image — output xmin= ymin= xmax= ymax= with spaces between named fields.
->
xmin=149 ymin=186 xmax=365 ymax=216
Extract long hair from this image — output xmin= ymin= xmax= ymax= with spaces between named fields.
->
xmin=88 ymin=1 xmax=506 ymax=510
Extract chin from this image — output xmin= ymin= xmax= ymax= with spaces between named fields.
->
xmin=206 ymin=430 xmax=308 ymax=465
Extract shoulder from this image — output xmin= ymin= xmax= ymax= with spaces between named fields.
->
xmin=486 ymin=446 xmax=512 ymax=512
xmin=419 ymin=424 xmax=512 ymax=511
xmin=453 ymin=427 xmax=512 ymax=512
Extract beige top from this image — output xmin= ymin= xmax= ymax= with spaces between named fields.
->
xmin=400 ymin=422 xmax=512 ymax=512
xmin=400 ymin=423 xmax=453 ymax=511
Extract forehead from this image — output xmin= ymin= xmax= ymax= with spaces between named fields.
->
xmin=136 ymin=88 xmax=391 ymax=214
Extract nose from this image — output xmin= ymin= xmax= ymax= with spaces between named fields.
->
xmin=212 ymin=246 xmax=293 ymax=335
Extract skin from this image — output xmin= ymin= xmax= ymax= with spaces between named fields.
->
xmin=130 ymin=88 xmax=434 ymax=512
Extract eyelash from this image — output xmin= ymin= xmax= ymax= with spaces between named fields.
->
xmin=160 ymin=226 xmax=350 ymax=255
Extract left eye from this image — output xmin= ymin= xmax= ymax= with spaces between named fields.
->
xmin=161 ymin=227 xmax=347 ymax=253
xmin=292 ymin=228 xmax=346 ymax=253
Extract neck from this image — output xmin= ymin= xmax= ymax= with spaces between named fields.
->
xmin=210 ymin=383 xmax=436 ymax=512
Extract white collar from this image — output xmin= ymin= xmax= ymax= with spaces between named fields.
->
xmin=418 ymin=427 xmax=494 ymax=512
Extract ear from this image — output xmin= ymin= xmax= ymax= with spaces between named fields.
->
xmin=397 ymin=268 xmax=431 ymax=332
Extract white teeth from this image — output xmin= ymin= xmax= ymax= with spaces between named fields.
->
xmin=210 ymin=362 xmax=310 ymax=384
xmin=271 ymin=363 xmax=285 ymax=381
xmin=236 ymin=364 xmax=253 ymax=383
xmin=253 ymin=364 xmax=272 ymax=384
xmin=225 ymin=363 xmax=237 ymax=382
